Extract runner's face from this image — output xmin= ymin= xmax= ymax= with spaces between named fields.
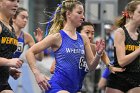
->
xmin=132 ymin=4 xmax=140 ymax=26
xmin=0 ymin=0 xmax=19 ymax=16
xmin=80 ymin=25 xmax=95 ymax=43
xmin=13 ymin=11 xmax=28 ymax=28
xmin=67 ymin=4 xmax=85 ymax=27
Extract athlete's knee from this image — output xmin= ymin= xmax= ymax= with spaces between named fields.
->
xmin=57 ymin=90 xmax=70 ymax=93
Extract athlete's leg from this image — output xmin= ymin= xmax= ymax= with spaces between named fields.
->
xmin=127 ymin=87 xmax=140 ymax=93
xmin=1 ymin=90 xmax=14 ymax=93
xmin=57 ymin=90 xmax=70 ymax=93
xmin=105 ymin=87 xmax=124 ymax=93
xmin=98 ymin=77 xmax=107 ymax=90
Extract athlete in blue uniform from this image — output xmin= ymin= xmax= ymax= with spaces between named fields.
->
xmin=49 ymin=21 xmax=124 ymax=92
xmin=12 ymin=7 xmax=43 ymax=59
xmin=9 ymin=7 xmax=44 ymax=80
xmin=26 ymin=0 xmax=105 ymax=93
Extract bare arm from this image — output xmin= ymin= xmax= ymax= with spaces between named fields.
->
xmin=101 ymin=51 xmax=125 ymax=73
xmin=91 ymin=44 xmax=111 ymax=68
xmin=26 ymin=34 xmax=57 ymax=74
xmin=0 ymin=57 xmax=14 ymax=66
xmin=90 ymin=44 xmax=96 ymax=56
xmin=101 ymin=51 xmax=110 ymax=65
xmin=26 ymin=33 xmax=60 ymax=90
xmin=24 ymin=32 xmax=44 ymax=61
xmin=90 ymin=41 xmax=125 ymax=73
xmin=114 ymin=28 xmax=140 ymax=67
xmin=0 ymin=57 xmax=23 ymax=68
xmin=81 ymin=35 xmax=105 ymax=71
xmin=91 ymin=44 xmax=110 ymax=65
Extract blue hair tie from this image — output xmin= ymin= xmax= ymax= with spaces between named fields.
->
xmin=45 ymin=11 xmax=55 ymax=36
xmin=45 ymin=3 xmax=62 ymax=36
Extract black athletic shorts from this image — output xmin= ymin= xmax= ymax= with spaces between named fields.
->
xmin=107 ymin=73 xmax=140 ymax=92
xmin=0 ymin=83 xmax=12 ymax=92
xmin=0 ymin=66 xmax=12 ymax=92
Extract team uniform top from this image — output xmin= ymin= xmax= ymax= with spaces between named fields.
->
xmin=13 ymin=31 xmax=24 ymax=58
xmin=113 ymin=26 xmax=140 ymax=86
xmin=49 ymin=30 xmax=89 ymax=92
xmin=0 ymin=21 xmax=18 ymax=84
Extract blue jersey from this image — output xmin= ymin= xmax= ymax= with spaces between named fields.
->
xmin=48 ymin=30 xmax=88 ymax=93
xmin=13 ymin=31 xmax=24 ymax=58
